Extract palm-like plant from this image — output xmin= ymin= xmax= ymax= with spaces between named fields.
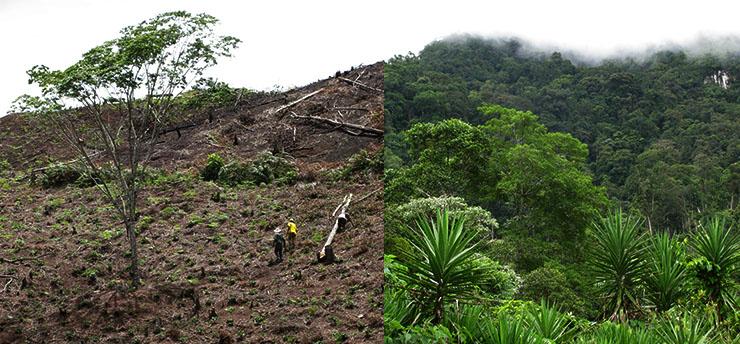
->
xmin=526 ymin=300 xmax=576 ymax=343
xmin=575 ymin=322 xmax=654 ymax=344
xmin=444 ymin=304 xmax=489 ymax=342
xmin=644 ymin=232 xmax=686 ymax=313
xmin=394 ymin=209 xmax=490 ymax=324
xmin=654 ymin=312 xmax=714 ymax=344
xmin=590 ymin=209 xmax=647 ymax=322
xmin=689 ymin=216 xmax=740 ymax=321
xmin=483 ymin=314 xmax=538 ymax=344
xmin=384 ymin=287 xmax=417 ymax=334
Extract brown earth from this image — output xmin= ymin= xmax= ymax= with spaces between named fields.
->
xmin=0 ymin=63 xmax=384 ymax=343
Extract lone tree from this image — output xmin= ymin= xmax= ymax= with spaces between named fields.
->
xmin=13 ymin=11 xmax=240 ymax=287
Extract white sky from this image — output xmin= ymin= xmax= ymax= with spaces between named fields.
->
xmin=1 ymin=0 xmax=740 ymax=116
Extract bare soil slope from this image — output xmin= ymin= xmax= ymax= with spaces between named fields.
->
xmin=0 ymin=63 xmax=384 ymax=343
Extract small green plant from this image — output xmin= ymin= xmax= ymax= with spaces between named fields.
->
xmin=0 ymin=159 xmax=10 ymax=174
xmin=161 ymin=206 xmax=179 ymax=220
xmin=137 ymin=216 xmax=154 ymax=231
xmin=187 ymin=215 xmax=204 ymax=227
xmin=311 ymin=230 xmax=323 ymax=244
xmin=253 ymin=313 xmax=265 ymax=325
xmin=209 ymin=233 xmax=225 ymax=244
xmin=332 ymin=331 xmax=348 ymax=343
xmin=81 ymin=268 xmax=98 ymax=279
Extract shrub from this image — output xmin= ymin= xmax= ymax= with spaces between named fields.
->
xmin=201 ymin=153 xmax=224 ymax=181
xmin=467 ymin=254 xmax=519 ymax=300
xmin=248 ymin=151 xmax=296 ymax=185
xmin=334 ymin=149 xmax=383 ymax=180
xmin=218 ymin=161 xmax=251 ymax=186
xmin=178 ymin=78 xmax=248 ymax=110
xmin=518 ymin=262 xmax=592 ymax=318
xmin=39 ymin=163 xmax=82 ymax=188
xmin=201 ymin=151 xmax=297 ymax=186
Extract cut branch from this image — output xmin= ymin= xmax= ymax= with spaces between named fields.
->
xmin=290 ymin=114 xmax=382 ymax=137
xmin=337 ymin=77 xmax=382 ymax=93
xmin=355 ymin=188 xmax=382 ymax=205
xmin=318 ymin=194 xmax=353 ymax=263
xmin=2 ymin=278 xmax=13 ymax=293
xmin=0 ymin=253 xmax=50 ymax=264
xmin=272 ymin=88 xmax=324 ymax=117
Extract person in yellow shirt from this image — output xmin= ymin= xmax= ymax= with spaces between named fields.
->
xmin=287 ymin=218 xmax=298 ymax=251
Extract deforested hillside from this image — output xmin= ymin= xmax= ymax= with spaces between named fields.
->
xmin=0 ymin=62 xmax=384 ymax=343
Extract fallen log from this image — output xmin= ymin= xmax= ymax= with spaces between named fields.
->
xmin=290 ymin=114 xmax=382 ymax=137
xmin=337 ymin=77 xmax=382 ymax=93
xmin=272 ymin=88 xmax=324 ymax=117
xmin=318 ymin=194 xmax=352 ymax=263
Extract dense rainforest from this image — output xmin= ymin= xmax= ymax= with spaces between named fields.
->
xmin=383 ymin=37 xmax=740 ymax=343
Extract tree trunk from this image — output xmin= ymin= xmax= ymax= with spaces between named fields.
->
xmin=125 ymin=220 xmax=140 ymax=287
xmin=318 ymin=194 xmax=352 ymax=263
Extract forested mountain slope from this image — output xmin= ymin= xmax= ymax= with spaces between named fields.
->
xmin=385 ymin=37 xmax=739 ymax=232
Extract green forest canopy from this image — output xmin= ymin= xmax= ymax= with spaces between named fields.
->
xmin=385 ymin=36 xmax=740 ymax=233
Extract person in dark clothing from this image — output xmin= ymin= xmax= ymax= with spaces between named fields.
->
xmin=273 ymin=228 xmax=286 ymax=263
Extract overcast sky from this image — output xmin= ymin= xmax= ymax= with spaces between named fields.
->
xmin=1 ymin=0 xmax=740 ymax=116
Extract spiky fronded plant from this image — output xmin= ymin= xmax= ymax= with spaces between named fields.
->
xmin=394 ymin=209 xmax=493 ymax=323
xmin=644 ymin=232 xmax=686 ymax=313
xmin=483 ymin=314 xmax=538 ymax=344
xmin=654 ymin=312 xmax=714 ymax=344
xmin=590 ymin=209 xmax=647 ymax=322
xmin=688 ymin=216 xmax=740 ymax=321
xmin=526 ymin=300 xmax=576 ymax=343
xmin=444 ymin=304 xmax=490 ymax=342
xmin=575 ymin=322 xmax=655 ymax=344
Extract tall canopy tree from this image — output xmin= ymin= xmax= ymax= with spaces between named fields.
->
xmin=13 ymin=11 xmax=240 ymax=287
xmin=386 ymin=105 xmax=607 ymax=268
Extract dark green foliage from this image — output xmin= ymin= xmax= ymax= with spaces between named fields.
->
xmin=386 ymin=106 xmax=607 ymax=269
xmin=247 ymin=151 xmax=297 ymax=185
xmin=36 ymin=162 xmax=113 ymax=188
xmin=38 ymin=163 xmax=82 ymax=188
xmin=178 ymin=78 xmax=249 ymax=110
xmin=201 ymin=151 xmax=297 ymax=186
xmin=217 ymin=161 xmax=251 ymax=186
xmin=518 ymin=262 xmax=594 ymax=318
xmin=333 ymin=149 xmax=383 ymax=180
xmin=201 ymin=153 xmax=224 ymax=181
xmin=385 ymin=37 xmax=740 ymax=233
